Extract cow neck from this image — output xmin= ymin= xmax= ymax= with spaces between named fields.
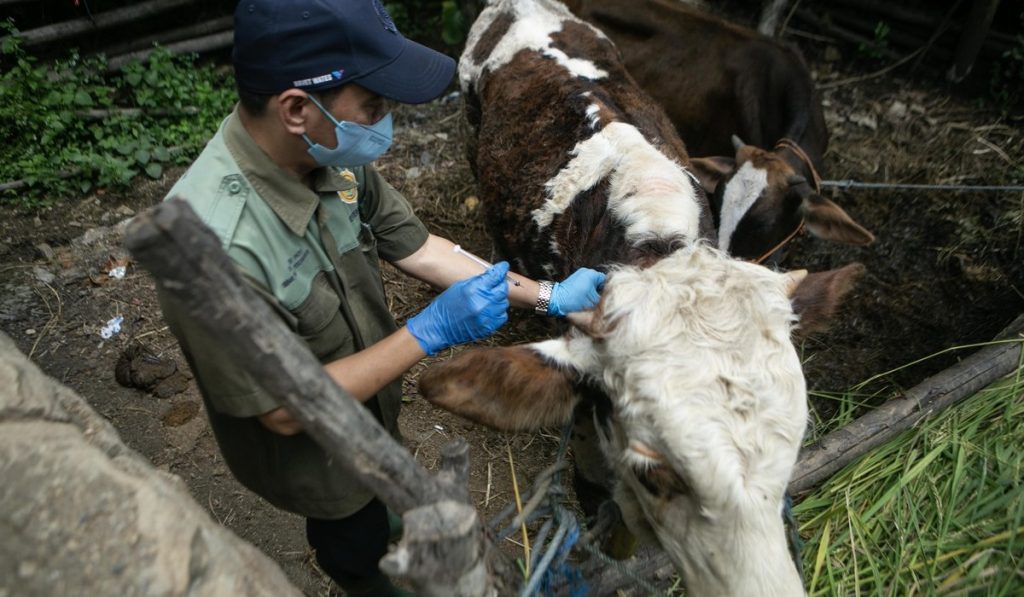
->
xmin=774 ymin=138 xmax=821 ymax=193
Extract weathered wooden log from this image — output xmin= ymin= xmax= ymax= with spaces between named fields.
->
xmin=0 ymin=0 xmax=199 ymax=47
xmin=106 ymin=30 xmax=233 ymax=72
xmin=790 ymin=313 xmax=1024 ymax=494
xmin=125 ymin=199 xmax=503 ymax=595
xmin=75 ymin=107 xmax=199 ymax=120
xmin=381 ymin=501 xmax=500 ymax=597
xmin=102 ymin=15 xmax=233 ymax=58
xmin=830 ymin=0 xmax=944 ymax=28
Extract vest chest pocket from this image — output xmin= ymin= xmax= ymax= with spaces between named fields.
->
xmin=290 ymin=271 xmax=353 ymax=360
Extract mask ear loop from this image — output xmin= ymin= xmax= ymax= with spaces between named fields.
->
xmin=301 ymin=93 xmax=345 ymax=147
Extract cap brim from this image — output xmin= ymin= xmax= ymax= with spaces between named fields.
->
xmin=355 ymin=38 xmax=456 ymax=104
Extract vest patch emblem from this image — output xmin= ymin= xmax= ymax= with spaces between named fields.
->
xmin=337 ymin=169 xmax=358 ymax=204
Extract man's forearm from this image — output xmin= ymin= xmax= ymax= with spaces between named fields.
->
xmin=259 ymin=326 xmax=426 ymax=435
xmin=393 ymin=234 xmax=542 ymax=310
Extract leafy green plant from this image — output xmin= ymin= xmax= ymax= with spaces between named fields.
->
xmin=0 ymin=19 xmax=236 ymax=208
xmin=857 ymin=20 xmax=891 ymax=62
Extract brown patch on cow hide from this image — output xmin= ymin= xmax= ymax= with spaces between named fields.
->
xmin=468 ymin=14 xmax=714 ymax=280
xmin=791 ymin=263 xmax=866 ymax=336
xmin=418 ymin=346 xmax=581 ymax=431
xmin=470 ymin=11 xmax=515 ymax=65
xmin=571 ymin=0 xmax=828 ymax=164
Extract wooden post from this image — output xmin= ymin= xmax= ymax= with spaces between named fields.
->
xmin=948 ymin=0 xmax=1001 ymax=81
xmin=758 ymin=0 xmax=792 ymax=37
xmin=125 ymin=200 xmax=505 ymax=595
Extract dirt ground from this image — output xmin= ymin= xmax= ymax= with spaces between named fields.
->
xmin=1 ymin=39 xmax=1022 ymax=595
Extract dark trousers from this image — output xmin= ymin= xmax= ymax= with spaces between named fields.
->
xmin=306 ymin=497 xmax=390 ymax=583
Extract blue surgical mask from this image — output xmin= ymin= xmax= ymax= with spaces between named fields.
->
xmin=302 ymin=94 xmax=393 ymax=168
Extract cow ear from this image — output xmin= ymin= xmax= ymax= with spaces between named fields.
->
xmin=799 ymin=193 xmax=875 ymax=246
xmin=789 ymin=263 xmax=866 ymax=337
xmin=689 ymin=156 xmax=736 ymax=195
xmin=418 ymin=343 xmax=582 ymax=431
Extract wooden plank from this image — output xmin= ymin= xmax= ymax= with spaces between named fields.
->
xmin=101 ymin=14 xmax=233 ymax=58
xmin=106 ymin=30 xmax=233 ymax=72
xmin=1 ymin=0 xmax=198 ymax=47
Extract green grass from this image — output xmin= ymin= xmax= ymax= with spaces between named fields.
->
xmin=796 ymin=346 xmax=1024 ymax=596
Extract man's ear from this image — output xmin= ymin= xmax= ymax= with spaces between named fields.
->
xmin=689 ymin=156 xmax=736 ymax=195
xmin=275 ymin=88 xmax=312 ymax=136
xmin=789 ymin=263 xmax=866 ymax=337
xmin=418 ymin=343 xmax=582 ymax=431
xmin=799 ymin=192 xmax=875 ymax=246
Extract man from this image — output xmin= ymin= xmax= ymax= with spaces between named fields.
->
xmin=156 ymin=0 xmax=605 ymax=595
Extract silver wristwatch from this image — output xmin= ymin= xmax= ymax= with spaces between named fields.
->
xmin=535 ymin=281 xmax=554 ymax=315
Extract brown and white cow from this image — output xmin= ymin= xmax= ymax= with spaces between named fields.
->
xmin=568 ymin=0 xmax=875 ymax=262
xmin=420 ymin=1 xmax=863 ymax=594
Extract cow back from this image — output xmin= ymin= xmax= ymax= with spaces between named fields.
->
xmin=460 ymin=0 xmax=714 ymax=280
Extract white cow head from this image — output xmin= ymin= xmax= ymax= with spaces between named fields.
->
xmin=420 ymin=245 xmax=864 ymax=596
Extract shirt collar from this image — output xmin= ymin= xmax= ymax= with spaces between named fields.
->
xmin=222 ymin=108 xmax=355 ymax=236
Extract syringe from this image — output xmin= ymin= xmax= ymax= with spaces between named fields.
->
xmin=453 ymin=244 xmax=521 ymax=286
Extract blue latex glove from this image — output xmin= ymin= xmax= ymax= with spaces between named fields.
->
xmin=549 ymin=268 xmax=606 ymax=316
xmin=407 ymin=262 xmax=511 ymax=355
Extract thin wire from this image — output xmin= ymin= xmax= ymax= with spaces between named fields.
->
xmin=822 ymin=180 xmax=1024 ymax=192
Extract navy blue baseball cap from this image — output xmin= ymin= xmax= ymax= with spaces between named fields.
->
xmin=233 ymin=0 xmax=456 ymax=104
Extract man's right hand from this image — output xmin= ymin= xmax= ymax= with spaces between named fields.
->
xmin=406 ymin=262 xmax=511 ymax=355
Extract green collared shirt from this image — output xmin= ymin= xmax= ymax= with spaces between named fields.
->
xmin=157 ymin=108 xmax=428 ymax=519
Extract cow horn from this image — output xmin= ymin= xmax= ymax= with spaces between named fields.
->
xmin=787 ymin=174 xmax=808 ymax=187
xmin=731 ymin=134 xmax=746 ymax=151
xmin=783 ymin=269 xmax=808 ymax=297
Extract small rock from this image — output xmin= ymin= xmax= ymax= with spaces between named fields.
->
xmin=36 ymin=242 xmax=54 ymax=261
xmin=464 ymin=196 xmax=480 ymax=212
xmin=33 ymin=216 xmax=42 ymax=227
xmin=68 ymin=221 xmax=82 ymax=228
xmin=404 ymin=166 xmax=422 ymax=180
xmin=886 ymin=100 xmax=908 ymax=122
xmin=80 ymin=227 xmax=109 ymax=246
xmin=25 ymin=329 xmax=36 ymax=336
xmin=848 ymin=112 xmax=878 ymax=130
xmin=32 ymin=266 xmax=55 ymax=285
xmin=435 ymin=132 xmax=449 ymax=141
xmin=115 ymin=205 xmax=135 ymax=217
xmin=100 ymin=211 xmax=113 ymax=224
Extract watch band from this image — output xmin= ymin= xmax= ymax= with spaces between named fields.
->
xmin=535 ymin=281 xmax=554 ymax=315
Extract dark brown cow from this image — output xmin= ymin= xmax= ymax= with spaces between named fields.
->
xmin=421 ymin=1 xmax=863 ymax=594
xmin=569 ymin=0 xmax=874 ymax=261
